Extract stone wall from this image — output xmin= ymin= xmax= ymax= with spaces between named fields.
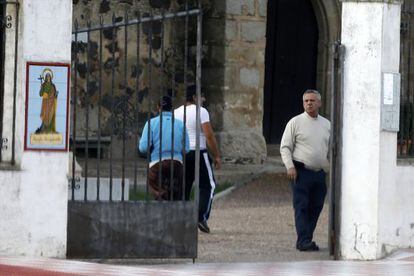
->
xmin=203 ymin=0 xmax=267 ymax=163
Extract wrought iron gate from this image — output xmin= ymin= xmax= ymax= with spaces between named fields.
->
xmin=67 ymin=3 xmax=203 ymax=259
xmin=328 ymin=41 xmax=344 ymax=259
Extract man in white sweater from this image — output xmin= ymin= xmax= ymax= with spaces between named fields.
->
xmin=280 ymin=90 xmax=330 ymax=252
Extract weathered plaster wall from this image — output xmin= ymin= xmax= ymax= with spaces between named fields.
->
xmin=340 ymin=0 xmax=414 ymax=260
xmin=0 ymin=0 xmax=71 ymax=257
xmin=340 ymin=2 xmax=383 ymax=260
xmin=376 ymin=3 xmax=410 ymax=257
xmin=388 ymin=165 xmax=414 ymax=248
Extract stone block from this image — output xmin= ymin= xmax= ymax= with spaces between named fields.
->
xmin=204 ymin=18 xmax=226 ymax=44
xmin=240 ymin=67 xmax=260 ymax=88
xmin=227 ymin=46 xmax=265 ymax=66
xmin=227 ymin=0 xmax=255 ymax=16
xmin=241 ymin=21 xmax=266 ymax=42
xmin=225 ymin=20 xmax=238 ymax=41
xmin=217 ymin=129 xmax=267 ymax=164
xmin=203 ymin=67 xmax=226 ymax=86
xmin=204 ymin=65 xmax=237 ymax=89
xmin=205 ymin=46 xmax=227 ymax=66
xmin=258 ymin=0 xmax=267 ymax=17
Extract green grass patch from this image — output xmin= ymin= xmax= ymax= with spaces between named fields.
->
xmin=128 ymin=181 xmax=234 ymax=201
xmin=129 ymin=187 xmax=154 ymax=201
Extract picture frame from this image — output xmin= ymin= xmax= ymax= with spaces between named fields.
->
xmin=24 ymin=62 xmax=70 ymax=151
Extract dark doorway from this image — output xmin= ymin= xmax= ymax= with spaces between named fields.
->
xmin=263 ymin=0 xmax=319 ymax=144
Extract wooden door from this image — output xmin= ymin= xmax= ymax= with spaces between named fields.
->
xmin=263 ymin=0 xmax=319 ymax=143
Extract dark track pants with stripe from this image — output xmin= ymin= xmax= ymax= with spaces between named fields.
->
xmin=185 ymin=150 xmax=217 ymax=223
xmin=291 ymin=161 xmax=327 ymax=248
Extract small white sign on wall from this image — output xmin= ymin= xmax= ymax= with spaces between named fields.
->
xmin=383 ymin=73 xmax=394 ymax=105
xmin=381 ymin=72 xmax=400 ymax=132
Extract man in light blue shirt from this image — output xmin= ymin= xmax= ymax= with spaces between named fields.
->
xmin=139 ymin=96 xmax=189 ymax=200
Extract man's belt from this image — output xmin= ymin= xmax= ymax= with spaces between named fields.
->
xmin=293 ymin=160 xmax=322 ymax=172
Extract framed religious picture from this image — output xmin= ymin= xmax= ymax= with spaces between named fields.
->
xmin=24 ymin=62 xmax=70 ymax=151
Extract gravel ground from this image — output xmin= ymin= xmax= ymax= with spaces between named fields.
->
xmin=197 ymin=173 xmax=331 ymax=263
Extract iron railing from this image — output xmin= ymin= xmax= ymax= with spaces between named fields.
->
xmin=0 ymin=0 xmax=19 ymax=165
xmin=68 ymin=2 xmax=202 ymax=259
xmin=399 ymin=2 xmax=414 ymax=158
xmin=70 ymin=4 xmax=202 ymax=202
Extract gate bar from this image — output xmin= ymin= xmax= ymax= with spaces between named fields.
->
xmin=96 ymin=16 xmax=104 ymax=201
xmin=71 ymin=21 xmax=79 ymax=201
xmin=84 ymin=21 xmax=91 ymax=201
xmin=109 ymin=14 xmax=116 ymax=201
xmin=121 ymin=11 xmax=129 ymax=201
xmin=158 ymin=11 xmax=165 ymax=200
xmin=194 ymin=0 xmax=202 ymax=225
xmin=145 ymin=12 xmax=154 ymax=201
xmin=328 ymin=41 xmax=345 ymax=259
xmin=181 ymin=1 xmax=190 ymax=200
xmin=133 ymin=12 xmax=141 ymax=198
xmin=72 ymin=9 xmax=201 ymax=34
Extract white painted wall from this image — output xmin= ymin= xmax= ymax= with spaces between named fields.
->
xmin=0 ymin=0 xmax=72 ymax=257
xmin=340 ymin=1 xmax=414 ymax=260
xmin=341 ymin=2 xmax=383 ymax=260
xmin=390 ymin=165 xmax=414 ymax=247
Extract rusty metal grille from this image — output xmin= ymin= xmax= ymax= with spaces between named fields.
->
xmin=399 ymin=2 xmax=414 ymax=158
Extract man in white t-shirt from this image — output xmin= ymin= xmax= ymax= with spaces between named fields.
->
xmin=174 ymin=85 xmax=221 ymax=233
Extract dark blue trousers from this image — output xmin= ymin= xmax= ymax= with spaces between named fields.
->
xmin=291 ymin=162 xmax=327 ymax=248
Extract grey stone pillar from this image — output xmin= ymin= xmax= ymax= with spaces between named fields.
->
xmin=203 ymin=0 xmax=267 ymax=164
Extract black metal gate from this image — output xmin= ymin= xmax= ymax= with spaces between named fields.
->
xmin=67 ymin=3 xmax=203 ymax=259
xmin=328 ymin=41 xmax=345 ymax=259
xmin=399 ymin=3 xmax=414 ymax=158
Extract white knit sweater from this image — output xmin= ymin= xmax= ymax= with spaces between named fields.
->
xmin=280 ymin=112 xmax=330 ymax=171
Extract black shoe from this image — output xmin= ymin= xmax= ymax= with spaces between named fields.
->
xmin=198 ymin=221 xmax=210 ymax=233
xmin=297 ymin=241 xmax=319 ymax=252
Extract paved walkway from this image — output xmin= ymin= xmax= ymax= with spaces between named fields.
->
xmin=1 ymin=250 xmax=414 ymax=275
xmin=197 ymin=173 xmax=330 ymax=263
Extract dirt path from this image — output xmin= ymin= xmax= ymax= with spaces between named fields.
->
xmin=197 ymin=173 xmax=331 ymax=263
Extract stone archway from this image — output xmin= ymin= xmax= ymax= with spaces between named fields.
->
xmin=263 ymin=0 xmax=341 ymax=144
xmin=200 ymin=0 xmax=341 ymax=163
xmin=263 ymin=0 xmax=320 ymax=143
xmin=310 ymin=0 xmax=341 ymax=116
